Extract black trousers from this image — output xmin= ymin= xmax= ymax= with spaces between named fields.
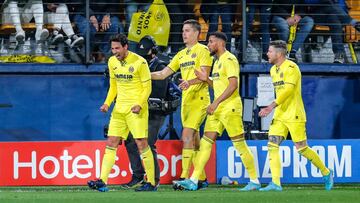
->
xmin=125 ymin=113 xmax=166 ymax=184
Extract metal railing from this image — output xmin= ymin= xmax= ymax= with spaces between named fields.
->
xmin=1 ymin=0 xmax=360 ymax=64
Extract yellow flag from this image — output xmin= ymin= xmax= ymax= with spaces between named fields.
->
xmin=128 ymin=0 xmax=170 ymax=46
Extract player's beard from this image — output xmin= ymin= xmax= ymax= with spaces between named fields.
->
xmin=210 ymin=49 xmax=217 ymax=56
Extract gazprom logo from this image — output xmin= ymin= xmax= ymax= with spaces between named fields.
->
xmin=226 ymin=145 xmax=352 ymax=179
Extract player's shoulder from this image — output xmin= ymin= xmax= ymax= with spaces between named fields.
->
xmin=129 ymin=51 xmax=148 ymax=64
xmin=284 ymin=59 xmax=299 ymax=69
xmin=195 ymin=43 xmax=210 ymax=53
xmin=220 ymin=51 xmax=238 ymax=63
xmin=108 ymin=56 xmax=118 ymax=66
xmin=225 ymin=51 xmax=238 ymax=61
xmin=173 ymin=48 xmax=187 ymax=60
xmin=108 ymin=55 xmax=117 ymax=62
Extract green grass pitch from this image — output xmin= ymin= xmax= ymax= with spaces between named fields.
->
xmin=0 ymin=184 xmax=359 ymax=203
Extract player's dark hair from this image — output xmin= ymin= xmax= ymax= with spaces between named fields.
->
xmin=183 ymin=19 xmax=201 ymax=33
xmin=209 ymin=31 xmax=227 ymax=42
xmin=110 ymin=34 xmax=128 ymax=47
xmin=269 ymin=40 xmax=287 ymax=56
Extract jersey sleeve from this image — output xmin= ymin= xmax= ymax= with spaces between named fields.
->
xmin=168 ymin=53 xmax=180 ymax=72
xmin=104 ymin=59 xmax=117 ymax=106
xmin=139 ymin=60 xmax=151 ymax=82
xmin=223 ymin=57 xmax=239 ymax=78
xmin=108 ymin=58 xmax=116 ymax=79
xmin=284 ymin=65 xmax=300 ymax=86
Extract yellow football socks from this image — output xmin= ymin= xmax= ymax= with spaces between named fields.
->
xmin=180 ymin=148 xmax=195 ymax=178
xmin=100 ymin=146 xmax=117 ymax=183
xmin=191 ymin=136 xmax=214 ymax=180
xmin=298 ymin=146 xmax=330 ymax=176
xmin=268 ymin=142 xmax=281 ymax=186
xmin=193 ymin=149 xmax=207 ymax=181
xmin=141 ymin=146 xmax=156 ymax=186
xmin=232 ymin=138 xmax=258 ymax=181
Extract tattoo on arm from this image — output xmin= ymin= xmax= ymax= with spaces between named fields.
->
xmin=268 ymin=135 xmax=284 ymax=145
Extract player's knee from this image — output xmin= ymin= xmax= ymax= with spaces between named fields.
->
xmin=268 ymin=135 xmax=283 ymax=145
xmin=294 ymin=140 xmax=307 ymax=150
xmin=106 ymin=136 xmax=121 ymax=148
xmin=135 ymin=138 xmax=148 ymax=152
xmin=182 ymin=134 xmax=194 ymax=144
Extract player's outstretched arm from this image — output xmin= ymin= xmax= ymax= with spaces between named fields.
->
xmin=151 ymin=66 xmax=174 ymax=80
xmin=183 ymin=65 xmax=211 ymax=88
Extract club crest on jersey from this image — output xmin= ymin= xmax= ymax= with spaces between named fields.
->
xmin=129 ymin=66 xmax=134 ymax=73
xmin=280 ymin=72 xmax=284 ymax=78
xmin=218 ymin=63 xmax=222 ymax=69
xmin=191 ymin=53 xmax=197 ymax=58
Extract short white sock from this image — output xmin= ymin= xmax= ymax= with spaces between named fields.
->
xmin=190 ymin=177 xmax=198 ymax=185
xmin=250 ymin=179 xmax=260 ymax=184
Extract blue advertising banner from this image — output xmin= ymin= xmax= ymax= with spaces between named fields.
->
xmin=216 ymin=139 xmax=358 ymax=183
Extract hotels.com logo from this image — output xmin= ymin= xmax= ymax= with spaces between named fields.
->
xmin=12 ymin=149 xmax=183 ymax=180
xmin=0 ymin=141 xmax=216 ymax=186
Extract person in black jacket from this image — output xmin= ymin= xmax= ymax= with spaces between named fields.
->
xmin=121 ymin=35 xmax=172 ymax=190
xmin=271 ymin=0 xmax=314 ymax=62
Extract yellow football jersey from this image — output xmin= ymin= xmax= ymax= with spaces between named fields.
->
xmin=270 ymin=59 xmax=306 ymax=122
xmin=168 ymin=43 xmax=213 ymax=105
xmin=212 ymin=51 xmax=242 ymax=113
xmin=107 ymin=51 xmax=151 ymax=112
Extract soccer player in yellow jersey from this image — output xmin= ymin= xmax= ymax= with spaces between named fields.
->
xmin=151 ymin=19 xmax=212 ymax=187
xmin=258 ymin=40 xmax=334 ymax=191
xmin=87 ymin=34 xmax=157 ymax=192
xmin=174 ymin=32 xmax=261 ymax=191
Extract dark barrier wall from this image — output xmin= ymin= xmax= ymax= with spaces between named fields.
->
xmin=0 ymin=74 xmax=183 ymax=141
xmin=0 ymin=64 xmax=359 ymax=141
xmin=0 ymin=75 xmax=107 ymax=141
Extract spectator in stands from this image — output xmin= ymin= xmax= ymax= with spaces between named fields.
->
xmin=44 ymin=2 xmax=83 ymax=48
xmin=72 ymin=0 xmax=124 ymax=62
xmin=271 ymin=0 xmax=314 ymax=62
xmin=307 ymin=0 xmax=360 ymax=63
xmin=5 ymin=0 xmax=49 ymax=44
xmin=238 ymin=0 xmax=273 ymax=62
xmin=200 ymin=0 xmax=236 ymax=50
